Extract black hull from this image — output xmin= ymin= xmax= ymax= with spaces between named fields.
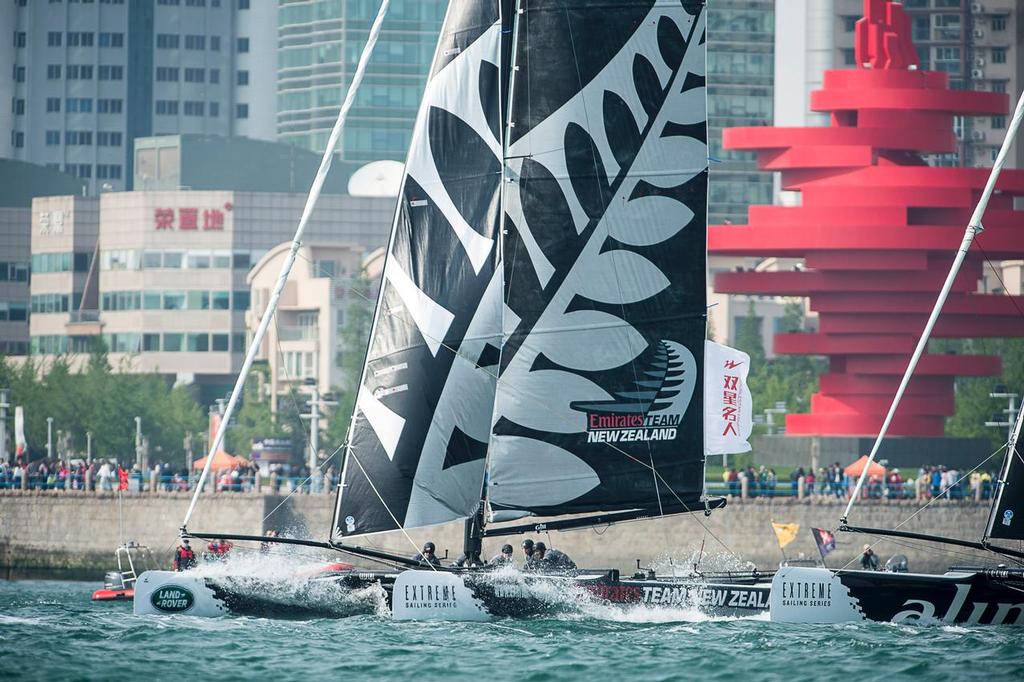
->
xmin=770 ymin=565 xmax=1024 ymax=625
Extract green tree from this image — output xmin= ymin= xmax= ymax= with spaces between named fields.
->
xmin=326 ymin=273 xmax=375 ymax=449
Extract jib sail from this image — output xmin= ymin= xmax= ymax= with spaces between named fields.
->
xmin=333 ymin=1 xmax=512 ymax=538
xmin=486 ymin=1 xmax=710 ymax=519
xmin=986 ymin=439 xmax=1024 ymax=542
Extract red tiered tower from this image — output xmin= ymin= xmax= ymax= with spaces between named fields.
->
xmin=708 ymin=0 xmax=1024 ymax=438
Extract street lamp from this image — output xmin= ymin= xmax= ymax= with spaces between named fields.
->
xmin=134 ymin=416 xmax=143 ymax=469
xmin=46 ymin=417 xmax=53 ymax=460
xmin=985 ymin=386 xmax=1018 ymax=442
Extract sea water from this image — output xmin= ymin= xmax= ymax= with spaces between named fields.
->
xmin=1 ymin=580 xmax=1021 ymax=681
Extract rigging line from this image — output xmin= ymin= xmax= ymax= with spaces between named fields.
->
xmin=974 ymin=238 xmax=1024 ymax=323
xmin=835 ymin=443 xmax=1006 ymax=571
xmin=345 ymin=450 xmax=439 ymax=572
xmin=182 ymin=0 xmax=392 ymax=532
xmin=843 ymin=85 xmax=1024 ymax=525
xmin=847 ymin=531 xmax=1020 ymax=567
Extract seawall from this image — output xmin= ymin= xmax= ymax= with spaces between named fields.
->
xmin=0 ymin=492 xmax=997 ymax=580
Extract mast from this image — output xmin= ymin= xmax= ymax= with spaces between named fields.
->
xmin=842 ymin=86 xmax=1024 ymax=525
xmin=181 ymin=0 xmax=392 ymax=532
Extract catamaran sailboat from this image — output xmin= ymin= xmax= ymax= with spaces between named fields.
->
xmin=770 ymin=86 xmax=1024 ymax=627
xmin=135 ymin=0 xmax=773 ymax=620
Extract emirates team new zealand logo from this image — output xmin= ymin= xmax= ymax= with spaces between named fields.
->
xmin=571 ymin=340 xmax=695 ymax=444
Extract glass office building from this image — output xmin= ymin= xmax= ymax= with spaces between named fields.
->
xmin=706 ymin=0 xmax=776 ymax=226
xmin=276 ymin=0 xmax=447 ymax=163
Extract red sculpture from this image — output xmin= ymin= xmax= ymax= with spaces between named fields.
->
xmin=855 ymin=0 xmax=918 ymax=70
xmin=708 ymin=0 xmax=1024 ymax=437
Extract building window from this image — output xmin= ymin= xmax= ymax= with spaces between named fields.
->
xmin=98 ymin=32 xmax=124 ymax=48
xmin=237 ymin=37 xmax=249 ymax=53
xmin=67 ymin=32 xmax=95 ymax=47
xmin=12 ymin=99 xmax=24 ymax=115
xmin=96 ymin=164 xmax=122 ymax=179
xmin=211 ymin=334 xmax=229 ymax=352
xmin=98 ymin=65 xmax=124 ymax=80
xmin=47 ymin=97 xmax=61 ymax=112
xmin=236 ymin=70 xmax=249 ymax=86
xmin=992 ymin=116 xmax=1006 ymax=129
xmin=232 ymin=291 xmax=250 ymax=310
xmin=47 ymin=64 xmax=62 ymax=79
xmin=67 ymin=64 xmax=95 ymax=79
xmin=183 ymin=100 xmax=204 ymax=116
xmin=210 ymin=35 xmax=220 ymax=51
xmin=238 ymin=0 xmax=249 ymax=9
xmin=185 ymin=0 xmax=206 ymax=6
xmin=236 ymin=103 xmax=248 ymax=119
xmin=184 ymin=67 xmax=205 ymax=83
xmin=97 ymin=131 xmax=123 ymax=146
xmin=209 ymin=68 xmax=220 ymax=84
xmin=13 ymin=66 xmax=25 ymax=82
xmin=155 ymin=100 xmax=179 ymax=115
xmin=156 ymin=66 xmax=179 ymax=81
xmin=163 ymin=333 xmax=183 ymax=352
xmin=187 ymin=333 xmax=208 ymax=352
xmin=209 ymin=101 xmax=219 ymax=117
xmin=48 ymin=32 xmax=62 ymax=47
xmin=992 ymin=81 xmax=1007 ymax=93
xmin=45 ymin=130 xmax=61 ymax=145
xmin=211 ymin=291 xmax=230 ymax=310
xmin=157 ymin=0 xmax=180 ymax=5
xmin=842 ymin=48 xmax=856 ymax=66
xmin=156 ymin=34 xmax=179 ymax=49
xmin=97 ymin=98 xmax=123 ymax=114
xmin=66 ymin=130 xmax=94 ymax=145
xmin=992 ymin=16 xmax=1007 ymax=31
xmin=11 ymin=131 xmax=24 ymax=147
xmin=14 ymin=31 xmax=26 ymax=48
xmin=184 ymin=35 xmax=206 ymax=50
xmin=143 ymin=334 xmax=160 ymax=352
xmin=992 ymin=47 xmax=1007 ymax=64
xmin=66 ymin=97 xmax=93 ymax=112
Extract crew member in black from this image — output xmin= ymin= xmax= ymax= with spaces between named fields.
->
xmin=860 ymin=544 xmax=879 ymax=571
xmin=521 ymin=539 xmax=537 ymax=569
xmin=533 ymin=542 xmax=577 ymax=570
xmin=489 ymin=544 xmax=514 ymax=566
xmin=412 ymin=541 xmax=442 ymax=566
xmin=173 ymin=539 xmax=197 ymax=571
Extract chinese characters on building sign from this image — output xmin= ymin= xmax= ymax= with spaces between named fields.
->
xmin=154 ymin=204 xmax=230 ymax=231
xmin=38 ymin=210 xmax=70 ymax=235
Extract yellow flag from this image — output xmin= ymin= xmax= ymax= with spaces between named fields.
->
xmin=772 ymin=522 xmax=800 ymax=549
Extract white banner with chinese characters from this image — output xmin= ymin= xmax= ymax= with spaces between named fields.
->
xmin=704 ymin=341 xmax=753 ymax=455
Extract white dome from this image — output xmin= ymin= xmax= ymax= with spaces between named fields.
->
xmin=347 ymin=160 xmax=404 ymax=198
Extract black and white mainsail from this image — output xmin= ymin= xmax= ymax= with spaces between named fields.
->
xmin=488 ymin=1 xmax=708 ymax=519
xmin=334 ymin=0 xmax=710 ymax=538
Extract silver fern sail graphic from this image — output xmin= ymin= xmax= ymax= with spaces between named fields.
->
xmin=488 ymin=1 xmax=708 ymax=516
xmin=334 ymin=2 xmax=512 ymax=538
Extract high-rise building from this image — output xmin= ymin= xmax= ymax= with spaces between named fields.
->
xmin=833 ymin=0 xmax=1023 ymax=170
xmin=706 ymin=0 xmax=776 ymax=226
xmin=2 ymin=0 xmax=276 ymax=194
xmin=276 ymin=0 xmax=447 ymax=162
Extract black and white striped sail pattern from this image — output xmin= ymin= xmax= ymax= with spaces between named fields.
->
xmin=333 ymin=1 xmax=513 ymax=539
xmin=334 ymin=0 xmax=708 ymax=537
xmin=487 ymin=1 xmax=709 ymax=519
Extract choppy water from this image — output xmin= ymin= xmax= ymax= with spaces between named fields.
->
xmin=1 ymin=579 xmax=1021 ymax=681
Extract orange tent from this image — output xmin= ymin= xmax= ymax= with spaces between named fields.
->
xmin=844 ymin=455 xmax=886 ymax=478
xmin=192 ymin=451 xmax=247 ymax=470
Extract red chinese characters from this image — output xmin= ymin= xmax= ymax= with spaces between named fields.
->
xmin=722 ymin=371 xmax=740 ymax=436
xmin=154 ymin=207 xmax=227 ymax=231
